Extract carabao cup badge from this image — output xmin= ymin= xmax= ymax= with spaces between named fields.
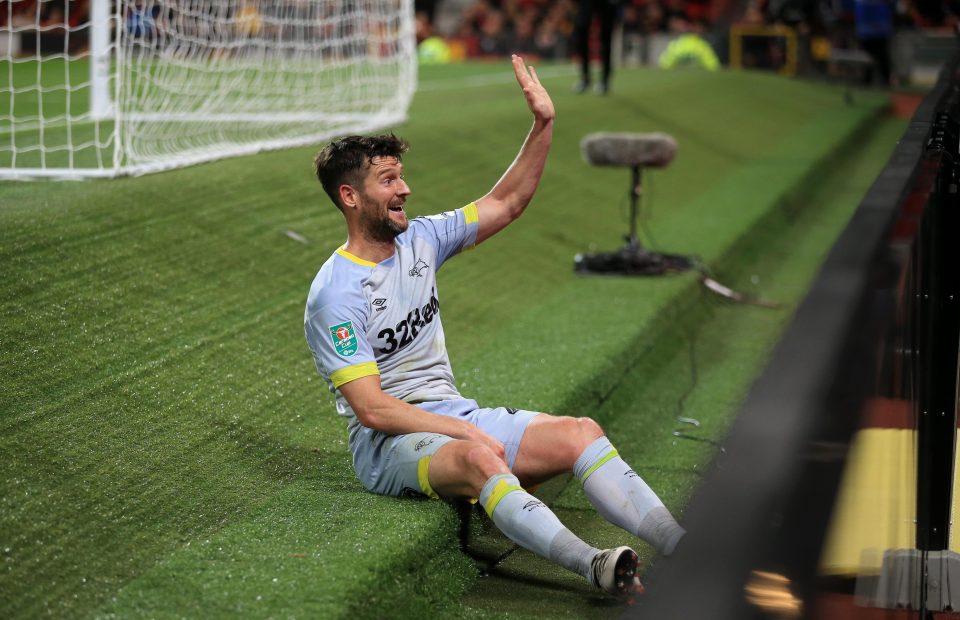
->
xmin=329 ymin=321 xmax=358 ymax=357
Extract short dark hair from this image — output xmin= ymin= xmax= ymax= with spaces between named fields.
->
xmin=313 ymin=134 xmax=410 ymax=211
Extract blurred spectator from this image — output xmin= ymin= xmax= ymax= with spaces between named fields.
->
xmin=478 ymin=9 xmax=510 ymax=55
xmin=855 ymin=0 xmax=895 ymax=83
xmin=126 ymin=0 xmax=158 ymax=39
xmin=416 ymin=9 xmax=433 ymax=43
xmin=6 ymin=0 xmax=90 ymax=54
xmin=1 ymin=0 xmax=38 ymax=28
xmin=664 ymin=0 xmax=694 ymax=31
xmin=416 ymin=0 xmax=438 ymax=23
xmin=641 ymin=1 xmax=670 ymax=33
xmin=574 ymin=0 xmax=620 ymax=94
xmin=535 ymin=11 xmax=570 ymax=58
xmin=909 ymin=0 xmax=960 ymax=28
xmin=513 ymin=11 xmax=538 ymax=53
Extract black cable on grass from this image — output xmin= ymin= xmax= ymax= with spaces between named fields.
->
xmin=670 ymin=290 xmax=728 ymax=452
xmin=673 ymin=322 xmax=700 ymax=426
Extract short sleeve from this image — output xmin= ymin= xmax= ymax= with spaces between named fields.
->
xmin=415 ymin=203 xmax=479 ymax=267
xmin=305 ymin=303 xmax=380 ymax=389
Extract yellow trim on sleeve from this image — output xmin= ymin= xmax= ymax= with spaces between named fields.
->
xmin=463 ymin=202 xmax=479 ymax=225
xmin=417 ymin=456 xmax=440 ymax=500
xmin=482 ymin=479 xmax=523 ymax=518
xmin=336 ymin=246 xmax=377 ymax=267
xmin=330 ymin=362 xmax=380 ymax=388
xmin=578 ymin=449 xmax=619 ymax=483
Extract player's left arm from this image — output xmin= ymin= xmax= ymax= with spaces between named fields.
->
xmin=474 ymin=54 xmax=555 ymax=245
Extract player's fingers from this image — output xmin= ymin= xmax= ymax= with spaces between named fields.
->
xmin=511 ymin=54 xmax=530 ymax=84
xmin=486 ymin=436 xmax=506 ymax=460
xmin=528 ymin=65 xmax=541 ymax=86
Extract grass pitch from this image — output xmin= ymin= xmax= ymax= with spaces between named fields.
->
xmin=0 ymin=61 xmax=897 ymax=618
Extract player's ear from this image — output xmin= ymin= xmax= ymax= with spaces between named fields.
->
xmin=339 ymin=184 xmax=359 ymax=210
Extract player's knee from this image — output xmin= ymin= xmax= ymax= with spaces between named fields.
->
xmin=550 ymin=416 xmax=603 ymax=464
xmin=463 ymin=442 xmax=508 ymax=480
xmin=576 ymin=416 xmax=605 ymax=442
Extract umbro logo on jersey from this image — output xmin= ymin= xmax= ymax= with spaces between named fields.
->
xmin=409 ymin=258 xmax=429 ymax=277
xmin=372 ymin=298 xmax=388 ymax=312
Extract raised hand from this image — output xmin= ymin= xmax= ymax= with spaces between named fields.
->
xmin=512 ymin=54 xmax=555 ymax=124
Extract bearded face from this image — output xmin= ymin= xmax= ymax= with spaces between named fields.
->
xmin=357 ymin=189 xmax=408 ymax=243
xmin=352 ymin=155 xmax=410 ymax=244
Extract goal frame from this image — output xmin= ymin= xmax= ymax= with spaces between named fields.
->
xmin=1 ymin=0 xmax=418 ymax=181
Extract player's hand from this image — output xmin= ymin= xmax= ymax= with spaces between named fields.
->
xmin=461 ymin=423 xmax=507 ymax=462
xmin=512 ymin=54 xmax=555 ymax=125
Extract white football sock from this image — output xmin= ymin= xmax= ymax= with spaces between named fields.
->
xmin=573 ymin=436 xmax=685 ymax=555
xmin=479 ymin=473 xmax=598 ymax=581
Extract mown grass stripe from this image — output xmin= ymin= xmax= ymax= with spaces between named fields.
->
xmin=2 ymin=283 xmax=306 ymax=431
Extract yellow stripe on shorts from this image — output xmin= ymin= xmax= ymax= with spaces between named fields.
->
xmin=417 ymin=456 xmax=440 ymax=500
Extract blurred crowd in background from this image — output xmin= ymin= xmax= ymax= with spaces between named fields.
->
xmin=413 ymin=0 xmax=960 ymax=86
xmin=414 ymin=0 xmax=718 ymax=60
xmin=3 ymin=0 xmax=960 ymax=86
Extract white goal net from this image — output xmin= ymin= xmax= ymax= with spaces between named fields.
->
xmin=1 ymin=0 xmax=417 ymax=180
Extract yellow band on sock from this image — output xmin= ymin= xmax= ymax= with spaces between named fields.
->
xmin=482 ymin=479 xmax=523 ymax=518
xmin=579 ymin=449 xmax=619 ymax=483
xmin=417 ymin=456 xmax=440 ymax=499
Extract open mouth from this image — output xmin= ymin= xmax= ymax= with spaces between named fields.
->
xmin=388 ymin=203 xmax=405 ymax=214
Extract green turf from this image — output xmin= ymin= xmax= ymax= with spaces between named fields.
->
xmin=0 ymin=62 xmax=893 ymax=618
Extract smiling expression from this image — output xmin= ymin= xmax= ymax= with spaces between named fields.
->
xmin=354 ymin=155 xmax=411 ymax=243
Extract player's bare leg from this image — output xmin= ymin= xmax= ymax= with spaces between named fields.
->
xmin=512 ymin=414 xmax=605 ymax=486
xmin=514 ymin=414 xmax=686 ymax=557
xmin=428 ymin=439 xmax=639 ymax=595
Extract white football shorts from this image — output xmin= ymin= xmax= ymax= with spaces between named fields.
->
xmin=348 ymin=398 xmax=539 ymax=498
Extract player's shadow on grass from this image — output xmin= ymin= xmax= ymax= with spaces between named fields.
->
xmin=470 ymin=558 xmax=628 ymax=609
xmin=455 ymin=501 xmax=627 ymax=607
xmin=216 ymin=415 xmax=344 ymax=486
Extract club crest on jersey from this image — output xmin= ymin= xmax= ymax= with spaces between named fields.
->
xmin=328 ymin=321 xmax=358 ymax=357
xmin=409 ymin=258 xmax=429 ymax=277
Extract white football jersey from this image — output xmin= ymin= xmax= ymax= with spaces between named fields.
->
xmin=304 ymin=203 xmax=479 ymax=420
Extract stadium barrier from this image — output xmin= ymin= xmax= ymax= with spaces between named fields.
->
xmin=633 ymin=51 xmax=960 ymax=619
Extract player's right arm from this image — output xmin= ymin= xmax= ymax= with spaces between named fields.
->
xmin=473 ymin=54 xmax=555 ymax=245
xmin=306 ymin=279 xmax=504 ymax=458
xmin=339 ymin=375 xmax=506 ymax=459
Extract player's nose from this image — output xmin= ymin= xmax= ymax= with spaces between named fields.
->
xmin=398 ymin=178 xmax=411 ymax=196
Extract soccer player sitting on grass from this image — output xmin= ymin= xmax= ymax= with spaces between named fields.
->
xmin=304 ymin=55 xmax=685 ymax=596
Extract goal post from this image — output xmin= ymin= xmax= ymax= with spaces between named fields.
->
xmin=1 ymin=0 xmax=417 ymax=181
xmin=89 ymin=0 xmax=114 ymax=122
